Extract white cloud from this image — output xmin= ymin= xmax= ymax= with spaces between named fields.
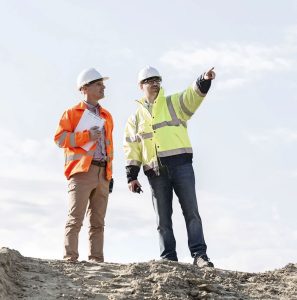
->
xmin=161 ymin=42 xmax=295 ymax=73
xmin=160 ymin=40 xmax=296 ymax=90
xmin=285 ymin=25 xmax=297 ymax=44
xmin=0 ymin=128 xmax=56 ymax=159
xmin=182 ymin=190 xmax=297 ymax=272
xmin=247 ymin=128 xmax=297 ymax=145
xmin=0 ymin=128 xmax=63 ymax=181
xmin=216 ymin=77 xmax=248 ymax=90
xmin=215 ymin=248 xmax=297 ymax=272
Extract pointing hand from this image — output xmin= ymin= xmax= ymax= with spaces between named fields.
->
xmin=204 ymin=67 xmax=216 ymax=80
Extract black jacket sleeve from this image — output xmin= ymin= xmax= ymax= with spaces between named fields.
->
xmin=196 ymin=73 xmax=211 ymax=94
xmin=126 ymin=165 xmax=140 ymax=183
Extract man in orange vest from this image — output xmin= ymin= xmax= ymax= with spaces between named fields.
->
xmin=54 ymin=68 xmax=114 ymax=263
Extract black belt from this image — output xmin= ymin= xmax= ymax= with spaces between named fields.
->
xmin=91 ymin=160 xmax=107 ymax=167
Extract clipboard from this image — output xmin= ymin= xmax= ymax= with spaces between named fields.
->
xmin=75 ymin=109 xmax=105 ymax=151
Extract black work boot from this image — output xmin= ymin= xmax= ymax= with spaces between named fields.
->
xmin=193 ymin=255 xmax=214 ymax=268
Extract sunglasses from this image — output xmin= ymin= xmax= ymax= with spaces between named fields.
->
xmin=142 ymin=77 xmax=162 ymax=85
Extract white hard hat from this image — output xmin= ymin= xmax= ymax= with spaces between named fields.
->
xmin=137 ymin=65 xmax=161 ymax=83
xmin=77 ymin=67 xmax=109 ymax=90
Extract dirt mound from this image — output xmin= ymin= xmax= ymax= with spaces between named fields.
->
xmin=0 ymin=248 xmax=24 ymax=299
xmin=0 ymin=247 xmax=296 ymax=299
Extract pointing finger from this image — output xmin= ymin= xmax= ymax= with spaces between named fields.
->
xmin=207 ymin=67 xmax=214 ymax=74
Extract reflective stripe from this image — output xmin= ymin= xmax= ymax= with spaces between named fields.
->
xmin=70 ymin=133 xmax=76 ymax=147
xmin=65 ymin=150 xmax=95 ymax=163
xmin=126 ymin=159 xmax=142 ymax=166
xmin=106 ymin=139 xmax=111 ymax=146
xmin=87 ymin=150 xmax=95 ymax=155
xmin=152 ymin=96 xmax=187 ymax=129
xmin=179 ymin=92 xmax=193 ymax=117
xmin=139 ymin=132 xmax=153 ymax=139
xmin=143 ymin=160 xmax=159 ymax=171
xmin=126 ymin=135 xmax=141 ymax=143
xmin=180 ymin=120 xmax=187 ymax=128
xmin=65 ymin=153 xmax=83 ymax=163
xmin=166 ymin=96 xmax=179 ymax=122
xmin=134 ymin=113 xmax=139 ymax=134
xmin=157 ymin=147 xmax=193 ymax=157
xmin=57 ymin=131 xmax=67 ymax=147
xmin=152 ymin=120 xmax=184 ymax=130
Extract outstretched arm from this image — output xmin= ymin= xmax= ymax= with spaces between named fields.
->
xmin=175 ymin=67 xmax=216 ymax=121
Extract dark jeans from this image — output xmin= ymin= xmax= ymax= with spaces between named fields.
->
xmin=148 ymin=163 xmax=207 ymax=261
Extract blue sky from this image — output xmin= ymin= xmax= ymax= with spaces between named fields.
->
xmin=0 ymin=0 xmax=296 ymax=272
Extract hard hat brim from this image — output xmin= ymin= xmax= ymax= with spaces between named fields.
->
xmin=78 ymin=76 xmax=110 ymax=90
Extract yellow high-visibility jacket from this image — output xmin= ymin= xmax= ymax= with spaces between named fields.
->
xmin=124 ymin=81 xmax=208 ymax=176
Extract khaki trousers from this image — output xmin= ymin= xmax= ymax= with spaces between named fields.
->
xmin=64 ymin=165 xmax=109 ymax=261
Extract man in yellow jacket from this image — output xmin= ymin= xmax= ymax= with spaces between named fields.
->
xmin=124 ymin=66 xmax=215 ymax=267
xmin=55 ymin=68 xmax=113 ymax=263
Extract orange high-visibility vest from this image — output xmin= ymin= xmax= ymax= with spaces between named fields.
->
xmin=54 ymin=101 xmax=113 ymax=180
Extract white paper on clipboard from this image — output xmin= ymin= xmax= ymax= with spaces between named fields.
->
xmin=75 ymin=109 xmax=105 ymax=151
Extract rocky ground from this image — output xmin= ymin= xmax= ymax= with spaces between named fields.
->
xmin=0 ymin=247 xmax=296 ymax=300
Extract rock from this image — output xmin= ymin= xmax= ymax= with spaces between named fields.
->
xmin=0 ymin=247 xmax=296 ymax=299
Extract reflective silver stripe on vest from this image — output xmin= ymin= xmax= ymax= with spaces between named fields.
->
xmin=56 ymin=131 xmax=67 ymax=147
xmin=70 ymin=133 xmax=77 ymax=147
xmin=179 ymin=92 xmax=193 ymax=117
xmin=126 ymin=132 xmax=152 ymax=142
xmin=106 ymin=139 xmax=111 ymax=146
xmin=166 ymin=95 xmax=179 ymax=122
xmin=126 ymin=159 xmax=142 ymax=166
xmin=152 ymin=96 xmax=187 ymax=130
xmin=87 ymin=150 xmax=95 ymax=155
xmin=65 ymin=153 xmax=82 ymax=163
xmin=157 ymin=147 xmax=193 ymax=157
xmin=139 ymin=132 xmax=153 ymax=139
xmin=143 ymin=161 xmax=158 ymax=171
xmin=126 ymin=135 xmax=141 ymax=143
xmin=65 ymin=150 xmax=95 ymax=163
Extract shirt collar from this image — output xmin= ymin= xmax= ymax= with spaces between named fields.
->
xmin=83 ymin=100 xmax=100 ymax=110
xmin=139 ymin=88 xmax=165 ymax=106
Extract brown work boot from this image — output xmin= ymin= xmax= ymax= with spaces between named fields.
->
xmin=64 ymin=257 xmax=78 ymax=263
xmin=88 ymin=258 xmax=104 ymax=264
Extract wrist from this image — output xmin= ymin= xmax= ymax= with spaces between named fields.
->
xmin=128 ymin=177 xmax=137 ymax=184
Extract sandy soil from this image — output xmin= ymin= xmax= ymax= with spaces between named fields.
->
xmin=1 ymin=247 xmax=296 ymax=299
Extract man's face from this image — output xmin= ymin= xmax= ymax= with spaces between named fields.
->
xmin=82 ymin=79 xmax=105 ymax=101
xmin=140 ymin=77 xmax=161 ymax=100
